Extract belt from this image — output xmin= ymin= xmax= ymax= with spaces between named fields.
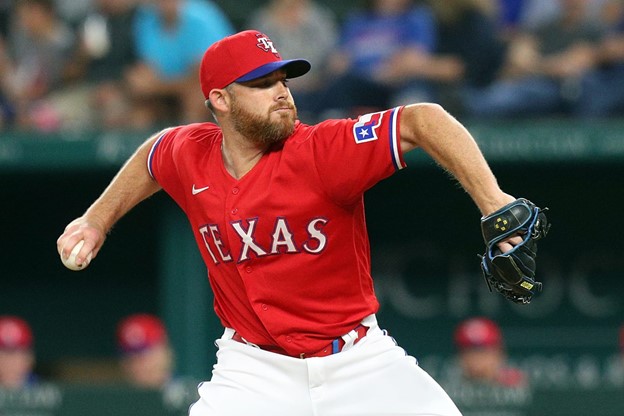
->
xmin=231 ymin=324 xmax=369 ymax=359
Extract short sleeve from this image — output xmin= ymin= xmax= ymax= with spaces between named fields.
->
xmin=147 ymin=127 xmax=187 ymax=208
xmin=308 ymin=106 xmax=406 ymax=205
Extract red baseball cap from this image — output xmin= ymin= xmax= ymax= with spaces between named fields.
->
xmin=116 ymin=314 xmax=168 ymax=354
xmin=454 ymin=317 xmax=503 ymax=350
xmin=199 ymin=30 xmax=311 ymax=98
xmin=0 ymin=316 xmax=33 ymax=350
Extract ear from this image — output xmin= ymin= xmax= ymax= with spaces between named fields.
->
xmin=208 ymin=88 xmax=230 ymax=113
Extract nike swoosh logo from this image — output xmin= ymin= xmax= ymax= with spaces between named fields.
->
xmin=192 ymin=184 xmax=210 ymax=195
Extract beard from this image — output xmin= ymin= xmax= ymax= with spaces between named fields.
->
xmin=230 ymin=97 xmax=297 ymax=147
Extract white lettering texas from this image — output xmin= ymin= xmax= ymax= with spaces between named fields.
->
xmin=199 ymin=217 xmax=328 ymax=264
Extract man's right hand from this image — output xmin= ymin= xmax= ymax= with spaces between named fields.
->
xmin=57 ymin=217 xmax=106 ymax=268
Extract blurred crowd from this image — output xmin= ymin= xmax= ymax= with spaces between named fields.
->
xmin=3 ymin=312 xmax=623 ymax=414
xmin=1 ymin=0 xmax=624 ymax=131
xmin=1 ymin=313 xmax=190 ymax=392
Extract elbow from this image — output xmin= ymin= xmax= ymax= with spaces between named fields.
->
xmin=401 ymin=103 xmax=451 ymax=148
xmin=404 ymin=102 xmax=447 ymax=120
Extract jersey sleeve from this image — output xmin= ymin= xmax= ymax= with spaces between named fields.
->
xmin=147 ymin=126 xmax=188 ymax=211
xmin=308 ymin=106 xmax=406 ymax=205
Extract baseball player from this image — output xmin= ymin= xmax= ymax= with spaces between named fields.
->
xmin=57 ymin=30 xmax=526 ymax=415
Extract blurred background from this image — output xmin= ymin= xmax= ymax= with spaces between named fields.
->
xmin=0 ymin=0 xmax=623 ymax=415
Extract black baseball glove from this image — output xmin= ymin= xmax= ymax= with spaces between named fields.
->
xmin=479 ymin=198 xmax=550 ymax=304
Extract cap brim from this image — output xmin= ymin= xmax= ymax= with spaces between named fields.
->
xmin=236 ymin=59 xmax=311 ymax=83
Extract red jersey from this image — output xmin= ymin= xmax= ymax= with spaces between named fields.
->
xmin=148 ymin=107 xmax=406 ymax=356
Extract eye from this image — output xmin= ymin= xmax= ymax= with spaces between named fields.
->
xmin=255 ymin=78 xmax=277 ymax=88
xmin=257 ymin=78 xmax=288 ymax=89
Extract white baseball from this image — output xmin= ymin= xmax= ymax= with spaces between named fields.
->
xmin=61 ymin=240 xmax=93 ymax=271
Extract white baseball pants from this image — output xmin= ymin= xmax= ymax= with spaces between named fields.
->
xmin=189 ymin=315 xmax=462 ymax=416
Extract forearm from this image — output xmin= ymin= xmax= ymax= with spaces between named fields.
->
xmin=84 ymin=134 xmax=162 ymax=233
xmin=400 ymin=103 xmax=513 ymax=215
xmin=57 ymin=132 xmax=164 ymax=265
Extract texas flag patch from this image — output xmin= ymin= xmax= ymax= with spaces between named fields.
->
xmin=353 ymin=111 xmax=383 ymax=144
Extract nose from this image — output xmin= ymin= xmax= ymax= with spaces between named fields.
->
xmin=274 ymin=81 xmax=289 ymax=101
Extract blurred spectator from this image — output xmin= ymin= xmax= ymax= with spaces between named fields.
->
xmin=246 ymin=0 xmax=338 ymax=122
xmin=575 ymin=0 xmax=624 ymax=117
xmin=440 ymin=317 xmax=532 ymax=415
xmin=63 ymin=0 xmax=139 ymax=129
xmin=116 ymin=313 xmax=174 ymax=389
xmin=453 ymin=317 xmax=527 ymax=387
xmin=0 ymin=315 xmax=36 ymax=389
xmin=518 ymin=0 xmax=611 ymax=30
xmin=312 ymin=0 xmax=463 ymax=119
xmin=54 ymin=0 xmax=94 ymax=28
xmin=463 ymin=0 xmax=603 ymax=118
xmin=514 ymin=0 xmax=561 ymax=30
xmin=117 ymin=313 xmax=199 ymax=409
xmin=0 ymin=0 xmax=75 ymax=130
xmin=496 ymin=0 xmax=526 ymax=36
xmin=126 ymin=0 xmax=234 ymax=128
xmin=428 ymin=0 xmax=508 ymax=114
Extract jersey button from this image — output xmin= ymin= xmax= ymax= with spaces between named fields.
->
xmin=231 ymin=208 xmax=238 ymax=215
xmin=261 ymin=304 xmax=268 ymax=311
xmin=286 ymin=336 xmax=292 ymax=343
xmin=245 ymin=266 xmax=253 ymax=273
xmin=232 ymin=187 xmax=239 ymax=195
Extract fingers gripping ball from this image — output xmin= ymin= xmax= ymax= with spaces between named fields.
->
xmin=479 ymin=198 xmax=550 ymax=304
xmin=61 ymin=240 xmax=93 ymax=271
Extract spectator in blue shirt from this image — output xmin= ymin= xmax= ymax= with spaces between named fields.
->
xmin=126 ymin=0 xmax=234 ymax=127
xmin=462 ymin=0 xmax=602 ymax=118
xmin=312 ymin=0 xmax=463 ymax=119
xmin=575 ymin=0 xmax=624 ymax=117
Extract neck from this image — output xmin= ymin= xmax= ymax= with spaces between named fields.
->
xmin=221 ymin=132 xmax=270 ymax=179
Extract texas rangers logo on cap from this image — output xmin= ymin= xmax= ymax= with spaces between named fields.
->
xmin=353 ymin=112 xmax=383 ymax=144
xmin=256 ymin=36 xmax=279 ymax=55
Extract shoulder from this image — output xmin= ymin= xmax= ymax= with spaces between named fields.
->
xmin=161 ymin=122 xmax=222 ymax=149
xmin=289 ymin=108 xmax=403 ymax=150
xmin=287 ymin=119 xmax=352 ymax=144
xmin=149 ymin=123 xmax=221 ymax=180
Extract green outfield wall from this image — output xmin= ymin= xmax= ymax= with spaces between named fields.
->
xmin=0 ymin=382 xmax=622 ymax=416
xmin=1 ymin=119 xmax=623 ymax=414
